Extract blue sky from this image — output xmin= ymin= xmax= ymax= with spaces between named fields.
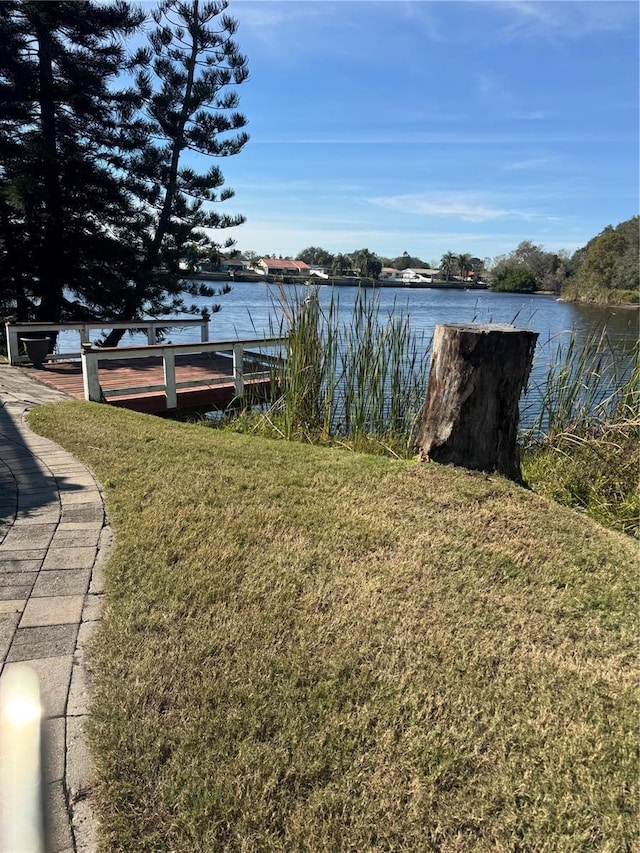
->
xmin=202 ymin=1 xmax=639 ymax=263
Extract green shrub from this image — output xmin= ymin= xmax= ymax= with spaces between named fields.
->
xmin=523 ymin=423 xmax=639 ymax=537
xmin=490 ymin=266 xmax=537 ymax=292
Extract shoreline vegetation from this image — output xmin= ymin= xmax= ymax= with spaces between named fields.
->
xmin=189 ymin=269 xmax=639 ymax=309
xmin=189 ymin=270 xmax=489 ymax=292
xmin=214 ymin=287 xmax=639 ymax=539
xmin=558 ymin=290 xmax=639 ymax=307
xmin=521 ymin=330 xmax=639 ymax=539
xmin=558 ymin=297 xmax=639 ymax=307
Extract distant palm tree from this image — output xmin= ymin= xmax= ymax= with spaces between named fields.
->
xmin=331 ymin=253 xmax=350 ymax=275
xmin=457 ymin=253 xmax=473 ymax=281
xmin=440 ymin=251 xmax=457 ymax=281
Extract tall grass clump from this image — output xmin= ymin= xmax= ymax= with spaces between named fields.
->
xmin=253 ymin=286 xmax=431 ymax=456
xmin=522 ymin=330 xmax=639 ymax=537
xmin=525 ymin=328 xmax=638 ymax=440
xmin=271 ymin=288 xmax=329 ymax=438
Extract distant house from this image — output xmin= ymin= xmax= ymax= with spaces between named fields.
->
xmin=309 ymin=265 xmax=331 ymax=279
xmin=402 ymin=268 xmax=441 ymax=283
xmin=220 ymin=257 xmax=251 ymax=273
xmin=379 ymin=267 xmax=403 ymax=281
xmin=257 ymin=258 xmax=311 ymax=276
xmin=198 ymin=256 xmax=250 ymax=273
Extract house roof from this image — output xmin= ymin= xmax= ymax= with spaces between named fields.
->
xmin=404 ymin=268 xmax=440 ymax=276
xmin=381 ymin=267 xmax=400 ymax=274
xmin=260 ymin=258 xmax=310 ymax=271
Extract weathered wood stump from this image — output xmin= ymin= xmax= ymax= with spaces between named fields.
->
xmin=417 ymin=323 xmax=538 ymax=481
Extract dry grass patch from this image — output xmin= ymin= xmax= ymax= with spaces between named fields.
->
xmin=29 ymin=402 xmax=639 ymax=852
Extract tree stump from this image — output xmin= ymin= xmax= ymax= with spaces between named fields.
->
xmin=417 ymin=323 xmax=538 ymax=482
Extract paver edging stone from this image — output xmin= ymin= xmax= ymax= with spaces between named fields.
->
xmin=0 ymin=368 xmax=110 ymax=853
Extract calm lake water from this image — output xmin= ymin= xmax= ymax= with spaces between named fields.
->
xmin=192 ymin=280 xmax=635 ymax=352
xmin=147 ymin=280 xmax=639 ymax=350
xmin=65 ymin=281 xmax=638 ymax=428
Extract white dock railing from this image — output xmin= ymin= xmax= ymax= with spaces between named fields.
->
xmin=4 ymin=319 xmax=210 ymax=366
xmin=80 ymin=337 xmax=286 ymax=409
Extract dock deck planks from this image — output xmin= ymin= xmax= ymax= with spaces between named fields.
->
xmin=19 ymin=352 xmax=272 ymax=414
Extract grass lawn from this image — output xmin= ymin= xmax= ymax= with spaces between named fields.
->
xmin=29 ymin=402 xmax=638 ymax=852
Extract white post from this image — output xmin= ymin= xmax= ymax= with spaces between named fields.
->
xmin=232 ymin=343 xmax=245 ymax=398
xmin=6 ymin=325 xmax=20 ymax=365
xmin=163 ymin=350 xmax=177 ymax=409
xmin=81 ymin=345 xmax=101 ymax=402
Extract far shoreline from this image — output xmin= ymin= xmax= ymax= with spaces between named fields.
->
xmin=557 ymin=297 xmax=640 ymax=309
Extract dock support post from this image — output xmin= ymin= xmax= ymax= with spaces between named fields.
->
xmin=233 ymin=344 xmax=245 ymax=398
xmin=81 ymin=345 xmax=101 ymax=402
xmin=163 ymin=350 xmax=177 ymax=409
xmin=5 ymin=325 xmax=20 ymax=365
xmin=201 ymin=311 xmax=210 ymax=342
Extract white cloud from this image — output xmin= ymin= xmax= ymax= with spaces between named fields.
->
xmin=368 ymin=192 xmax=557 ymax=223
xmin=216 ymin=216 xmax=587 ymax=259
xmin=497 ymin=0 xmax=637 ymax=42
xmin=504 ymin=156 xmax=559 ymax=171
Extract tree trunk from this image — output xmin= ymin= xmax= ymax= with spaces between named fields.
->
xmin=417 ymin=323 xmax=538 ymax=482
xmin=35 ymin=19 xmax=65 ymax=324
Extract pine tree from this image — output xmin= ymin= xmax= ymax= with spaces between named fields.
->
xmin=101 ymin=0 xmax=249 ymax=343
xmin=0 ymin=1 xmax=145 ymax=322
xmin=1 ymin=0 xmax=249 ymax=331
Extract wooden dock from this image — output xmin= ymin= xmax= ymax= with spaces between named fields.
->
xmin=18 ymin=351 xmax=273 ymax=414
xmin=5 ymin=321 xmax=285 ymax=415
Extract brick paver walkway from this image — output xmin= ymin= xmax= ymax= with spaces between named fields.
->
xmin=0 ymin=363 xmax=109 ymax=852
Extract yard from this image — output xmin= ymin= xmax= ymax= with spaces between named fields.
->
xmin=29 ymin=401 xmax=639 ymax=852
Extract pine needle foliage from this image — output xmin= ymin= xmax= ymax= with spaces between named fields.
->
xmin=110 ymin=0 xmax=250 ymax=331
xmin=0 ymin=0 xmax=145 ymax=321
xmin=0 ymin=0 xmax=249 ymax=329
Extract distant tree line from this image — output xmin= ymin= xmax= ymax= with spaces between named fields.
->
xmin=292 ymin=246 xmax=385 ymax=279
xmin=244 ymin=216 xmax=638 ymax=302
xmin=287 ymin=246 xmax=486 ymax=281
xmin=487 ymin=218 xmax=638 ymax=300
xmin=488 ymin=240 xmax=573 ymax=294
xmin=561 ymin=217 xmax=639 ymax=304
